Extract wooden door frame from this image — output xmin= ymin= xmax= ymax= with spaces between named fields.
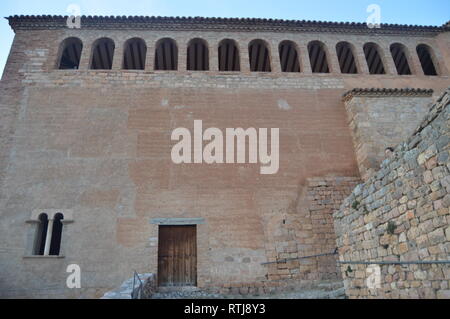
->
xmin=157 ymin=224 xmax=198 ymax=287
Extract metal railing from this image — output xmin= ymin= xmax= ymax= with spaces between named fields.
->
xmin=261 ymin=248 xmax=338 ymax=265
xmin=261 ymin=248 xmax=450 ymax=266
xmin=131 ymin=271 xmax=144 ymax=299
xmin=338 ymin=260 xmax=450 ymax=265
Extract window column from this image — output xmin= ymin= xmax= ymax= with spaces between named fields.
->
xmin=269 ymin=41 xmax=281 ymax=73
xmin=354 ymin=45 xmax=370 ymax=74
xmin=326 ymin=41 xmax=341 ymax=74
xmin=145 ymin=40 xmax=154 ymax=71
xmin=78 ymin=40 xmax=92 ymax=70
xmin=298 ymin=43 xmax=312 ymax=74
xmin=379 ymin=43 xmax=397 ymax=75
xmin=43 ymin=217 xmax=54 ymax=256
xmin=178 ymin=40 xmax=188 ymax=71
xmin=209 ymin=41 xmax=219 ymax=72
xmin=111 ymin=39 xmax=123 ymax=70
xmin=408 ymin=44 xmax=424 ymax=76
xmin=240 ymin=41 xmax=251 ymax=74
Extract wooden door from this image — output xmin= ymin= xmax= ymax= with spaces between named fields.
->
xmin=157 ymin=225 xmax=197 ymax=287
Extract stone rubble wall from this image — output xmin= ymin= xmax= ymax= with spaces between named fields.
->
xmin=334 ymin=88 xmax=450 ymax=299
xmin=261 ymin=176 xmax=360 ymax=283
xmin=206 ymin=176 xmax=359 ymax=296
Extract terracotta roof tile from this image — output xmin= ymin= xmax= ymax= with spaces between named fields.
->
xmin=5 ymin=15 xmax=446 ymax=35
xmin=342 ymin=88 xmax=434 ymax=101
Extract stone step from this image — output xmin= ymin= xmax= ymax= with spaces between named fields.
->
xmin=150 ymin=281 xmax=346 ymax=299
xmin=102 ymin=276 xmax=346 ymax=299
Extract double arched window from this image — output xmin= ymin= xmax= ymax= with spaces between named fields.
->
xmin=34 ymin=212 xmax=64 ymax=256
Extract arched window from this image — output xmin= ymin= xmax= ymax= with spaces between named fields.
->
xmin=154 ymin=38 xmax=178 ymax=70
xmin=416 ymin=44 xmax=438 ymax=76
xmin=279 ymin=41 xmax=300 ymax=73
xmin=90 ymin=38 xmax=115 ymax=70
xmin=123 ymin=38 xmax=147 ymax=70
xmin=336 ymin=42 xmax=358 ymax=74
xmin=363 ymin=43 xmax=385 ymax=74
xmin=49 ymin=213 xmax=64 ymax=256
xmin=58 ymin=37 xmax=83 ymax=69
xmin=390 ymin=43 xmax=412 ymax=75
xmin=308 ymin=41 xmax=330 ymax=73
xmin=33 ymin=213 xmax=48 ymax=255
xmin=249 ymin=40 xmax=271 ymax=72
xmin=218 ymin=39 xmax=240 ymax=71
xmin=187 ymin=38 xmax=209 ymax=71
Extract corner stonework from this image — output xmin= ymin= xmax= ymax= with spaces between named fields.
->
xmin=343 ymin=88 xmax=434 ymax=181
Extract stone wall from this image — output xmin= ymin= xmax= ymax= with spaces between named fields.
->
xmin=343 ymin=89 xmax=434 ymax=181
xmin=209 ymin=176 xmax=359 ymax=295
xmin=262 ymin=176 xmax=360 ymax=282
xmin=334 ymin=88 xmax=450 ymax=299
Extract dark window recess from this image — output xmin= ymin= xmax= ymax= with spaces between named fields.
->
xmin=155 ymin=38 xmax=178 ymax=70
xmin=58 ymin=38 xmax=82 ymax=69
xmin=308 ymin=41 xmax=329 ymax=73
xmin=34 ymin=213 xmax=48 ymax=255
xmin=364 ymin=43 xmax=386 ymax=74
xmin=49 ymin=213 xmax=64 ymax=256
xmin=187 ymin=39 xmax=209 ymax=71
xmin=90 ymin=38 xmax=115 ymax=70
xmin=123 ymin=38 xmax=147 ymax=70
xmin=279 ymin=41 xmax=300 ymax=73
xmin=249 ymin=40 xmax=271 ymax=72
xmin=336 ymin=42 xmax=358 ymax=74
xmin=218 ymin=39 xmax=240 ymax=71
xmin=390 ymin=44 xmax=412 ymax=75
xmin=417 ymin=44 xmax=438 ymax=76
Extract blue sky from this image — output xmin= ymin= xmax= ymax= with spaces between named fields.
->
xmin=1 ymin=0 xmax=449 ymax=76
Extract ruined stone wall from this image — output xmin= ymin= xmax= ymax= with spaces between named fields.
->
xmin=334 ymin=88 xmax=450 ymax=299
xmin=263 ymin=177 xmax=360 ymax=281
xmin=214 ymin=176 xmax=359 ymax=295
